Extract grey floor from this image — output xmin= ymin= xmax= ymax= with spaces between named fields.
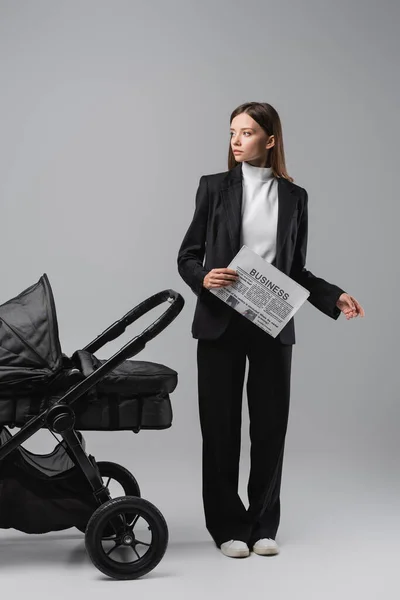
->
xmin=0 ymin=453 xmax=397 ymax=600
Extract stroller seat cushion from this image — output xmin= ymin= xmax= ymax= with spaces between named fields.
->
xmin=72 ymin=350 xmax=177 ymax=396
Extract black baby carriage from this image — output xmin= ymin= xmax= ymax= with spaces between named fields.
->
xmin=0 ymin=274 xmax=184 ymax=580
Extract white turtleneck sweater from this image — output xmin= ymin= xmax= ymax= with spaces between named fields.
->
xmin=239 ymin=160 xmax=278 ymax=264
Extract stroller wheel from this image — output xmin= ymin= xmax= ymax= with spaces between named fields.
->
xmin=76 ymin=461 xmax=141 ymax=534
xmin=85 ymin=495 xmax=168 ymax=580
xmin=96 ymin=461 xmax=141 ymax=498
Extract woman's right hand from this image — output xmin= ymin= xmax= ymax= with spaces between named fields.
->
xmin=203 ymin=268 xmax=239 ymax=289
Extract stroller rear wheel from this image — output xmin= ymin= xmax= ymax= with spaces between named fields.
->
xmin=96 ymin=461 xmax=141 ymax=498
xmin=77 ymin=461 xmax=141 ymax=534
xmin=85 ymin=495 xmax=168 ymax=580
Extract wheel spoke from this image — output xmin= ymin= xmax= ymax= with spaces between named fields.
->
xmin=105 ymin=477 xmax=111 ymax=488
xmin=133 ymin=546 xmax=141 ymax=560
xmin=128 ymin=514 xmax=140 ymax=528
xmin=105 ymin=542 xmax=120 ymax=557
xmin=134 ymin=539 xmax=151 ymax=547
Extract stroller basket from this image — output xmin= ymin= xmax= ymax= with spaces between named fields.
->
xmin=0 ymin=427 xmax=98 ymax=534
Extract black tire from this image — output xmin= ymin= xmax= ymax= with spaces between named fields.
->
xmin=96 ymin=461 xmax=141 ymax=498
xmin=76 ymin=461 xmax=140 ymax=534
xmin=85 ymin=495 xmax=168 ymax=580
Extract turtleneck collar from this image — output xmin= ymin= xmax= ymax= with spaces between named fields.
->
xmin=242 ymin=160 xmax=274 ymax=181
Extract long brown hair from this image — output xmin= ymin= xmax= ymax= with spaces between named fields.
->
xmin=228 ymin=102 xmax=294 ymax=182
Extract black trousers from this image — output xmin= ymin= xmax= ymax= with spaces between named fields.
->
xmin=197 ymin=310 xmax=293 ymax=548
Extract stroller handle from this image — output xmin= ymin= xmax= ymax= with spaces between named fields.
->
xmin=83 ymin=289 xmax=184 ymax=355
xmin=54 ymin=289 xmax=184 ymax=409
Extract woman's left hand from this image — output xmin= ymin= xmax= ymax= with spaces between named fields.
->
xmin=336 ymin=293 xmax=365 ymax=319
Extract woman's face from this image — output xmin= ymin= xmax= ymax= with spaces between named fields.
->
xmin=230 ymin=113 xmax=274 ymax=166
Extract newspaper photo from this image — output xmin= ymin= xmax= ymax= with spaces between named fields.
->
xmin=209 ymin=245 xmax=310 ymax=338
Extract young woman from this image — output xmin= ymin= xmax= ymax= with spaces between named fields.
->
xmin=177 ymin=102 xmax=365 ymax=558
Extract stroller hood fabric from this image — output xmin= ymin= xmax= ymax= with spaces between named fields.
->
xmin=0 ymin=274 xmax=62 ymax=389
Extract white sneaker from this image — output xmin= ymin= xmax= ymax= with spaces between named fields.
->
xmin=252 ymin=538 xmax=280 ymax=555
xmin=220 ymin=539 xmax=250 ymax=558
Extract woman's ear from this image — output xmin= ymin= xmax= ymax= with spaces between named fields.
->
xmin=266 ymin=135 xmax=275 ymax=149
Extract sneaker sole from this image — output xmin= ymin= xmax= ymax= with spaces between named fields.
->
xmin=221 ymin=549 xmax=250 ymax=558
xmin=252 ymin=548 xmax=279 ymax=556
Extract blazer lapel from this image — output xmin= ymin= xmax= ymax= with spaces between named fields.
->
xmin=220 ymin=162 xmax=298 ymax=269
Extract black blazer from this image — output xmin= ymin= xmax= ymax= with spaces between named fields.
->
xmin=177 ymin=162 xmax=346 ymax=345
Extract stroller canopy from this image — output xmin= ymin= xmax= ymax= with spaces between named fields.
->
xmin=0 ymin=274 xmax=62 ymax=389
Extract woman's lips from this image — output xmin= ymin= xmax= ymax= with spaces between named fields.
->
xmin=233 ymin=150 xmax=242 ymax=154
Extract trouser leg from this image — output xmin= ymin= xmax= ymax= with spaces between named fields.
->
xmin=244 ymin=326 xmax=293 ymax=545
xmin=197 ymin=325 xmax=250 ymax=547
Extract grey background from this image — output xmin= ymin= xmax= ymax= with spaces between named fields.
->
xmin=0 ymin=0 xmax=398 ymax=597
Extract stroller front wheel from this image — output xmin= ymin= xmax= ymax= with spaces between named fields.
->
xmin=85 ymin=495 xmax=168 ymax=580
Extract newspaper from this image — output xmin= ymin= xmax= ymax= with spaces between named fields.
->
xmin=209 ymin=245 xmax=310 ymax=337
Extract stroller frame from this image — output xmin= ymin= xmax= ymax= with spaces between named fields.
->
xmin=0 ymin=282 xmax=184 ymax=579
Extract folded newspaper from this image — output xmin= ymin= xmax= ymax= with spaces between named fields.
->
xmin=209 ymin=245 xmax=310 ymax=337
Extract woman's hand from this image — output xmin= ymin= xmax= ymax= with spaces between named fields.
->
xmin=203 ymin=268 xmax=239 ymax=289
xmin=336 ymin=293 xmax=365 ymax=319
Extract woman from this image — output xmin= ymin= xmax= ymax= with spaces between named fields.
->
xmin=177 ymin=102 xmax=364 ymax=558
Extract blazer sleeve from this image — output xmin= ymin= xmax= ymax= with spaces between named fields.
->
xmin=177 ymin=175 xmax=210 ymax=297
xmin=289 ymin=188 xmax=346 ymax=320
